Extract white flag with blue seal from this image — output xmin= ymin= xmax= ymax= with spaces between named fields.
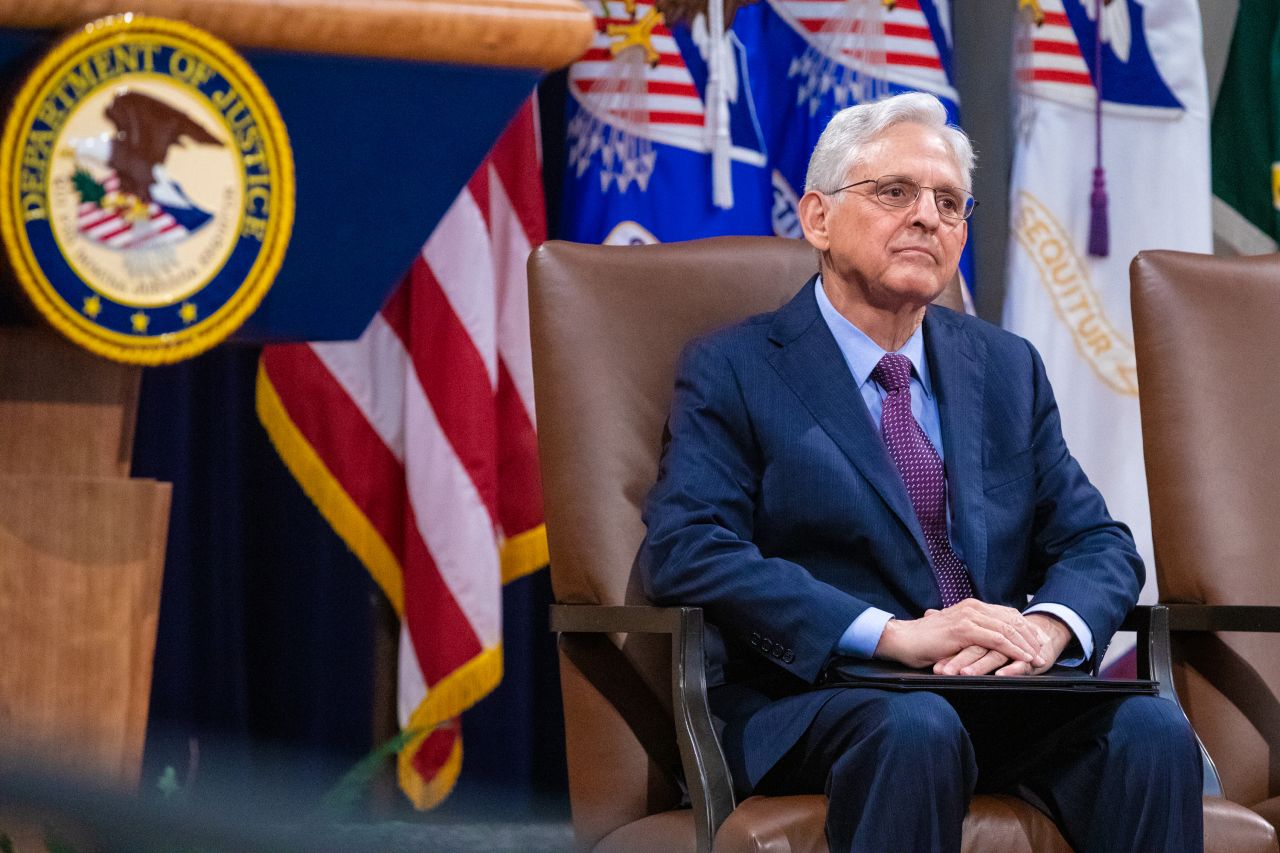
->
xmin=1002 ymin=0 xmax=1212 ymax=671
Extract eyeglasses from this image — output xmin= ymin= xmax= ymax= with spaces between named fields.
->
xmin=827 ymin=175 xmax=977 ymax=221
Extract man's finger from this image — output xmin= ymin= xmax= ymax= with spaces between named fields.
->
xmin=969 ymin=625 xmax=1036 ymax=663
xmin=995 ymin=659 xmax=1033 ymax=676
xmin=937 ymin=644 xmax=986 ymax=675
xmin=966 ymin=615 xmax=1042 ymax=664
xmin=963 ymin=601 xmax=1047 ymax=658
xmin=986 ymin=614 xmax=1047 ymax=667
xmin=959 ymin=649 xmax=1008 ymax=676
xmin=987 ymin=605 xmax=1049 ymax=660
xmin=1012 ymin=619 xmax=1048 ymax=658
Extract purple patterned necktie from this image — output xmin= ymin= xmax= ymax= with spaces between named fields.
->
xmin=871 ymin=352 xmax=975 ymax=607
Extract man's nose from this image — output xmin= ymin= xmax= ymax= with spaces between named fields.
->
xmin=909 ymin=188 xmax=942 ymax=230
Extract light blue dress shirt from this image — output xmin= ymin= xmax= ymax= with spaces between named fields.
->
xmin=813 ymin=279 xmax=1091 ymax=666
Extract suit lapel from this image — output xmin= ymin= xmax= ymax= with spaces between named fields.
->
xmin=767 ymin=279 xmax=931 ymax=565
xmin=924 ymin=307 xmax=989 ymax=597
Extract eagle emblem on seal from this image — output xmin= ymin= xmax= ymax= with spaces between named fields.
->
xmin=67 ymin=91 xmax=224 ymax=250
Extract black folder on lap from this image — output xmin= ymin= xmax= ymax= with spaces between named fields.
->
xmin=822 ymin=658 xmax=1158 ymax=695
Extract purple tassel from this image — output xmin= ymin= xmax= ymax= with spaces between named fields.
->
xmin=1087 ymin=0 xmax=1108 ymax=257
xmin=1088 ymin=166 xmax=1109 ymax=257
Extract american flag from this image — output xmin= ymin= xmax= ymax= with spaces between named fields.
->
xmin=256 ymin=98 xmax=547 ymax=807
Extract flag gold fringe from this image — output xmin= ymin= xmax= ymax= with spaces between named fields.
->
xmin=398 ymin=644 xmax=503 ymax=808
xmin=501 ymin=524 xmax=548 ymax=584
xmin=258 ymin=361 xmax=514 ymax=809
xmin=255 ymin=362 xmax=405 ymax=614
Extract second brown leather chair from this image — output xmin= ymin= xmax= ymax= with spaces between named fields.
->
xmin=1133 ymin=250 xmax=1280 ymax=835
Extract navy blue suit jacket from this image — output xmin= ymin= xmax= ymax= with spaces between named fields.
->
xmin=638 ymin=277 xmax=1143 ymax=789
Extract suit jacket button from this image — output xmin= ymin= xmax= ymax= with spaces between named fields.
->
xmin=782 ymin=650 xmax=795 ymax=663
xmin=771 ymin=645 xmax=783 ymax=658
xmin=760 ymin=638 xmax=773 ymax=653
xmin=750 ymin=632 xmax=761 ymax=647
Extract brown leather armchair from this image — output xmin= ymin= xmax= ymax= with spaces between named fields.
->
xmin=530 ymin=236 xmax=1276 ymax=853
xmin=1132 ymin=250 xmax=1280 ymax=835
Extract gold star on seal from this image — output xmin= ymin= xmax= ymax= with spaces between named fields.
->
xmin=131 ymin=311 xmax=150 ymax=333
xmin=82 ymin=294 xmax=101 ymax=318
xmin=179 ymin=302 xmax=198 ymax=324
xmin=607 ymin=7 xmax=663 ymax=65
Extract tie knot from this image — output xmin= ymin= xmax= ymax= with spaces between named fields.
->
xmin=871 ymin=353 xmax=913 ymax=394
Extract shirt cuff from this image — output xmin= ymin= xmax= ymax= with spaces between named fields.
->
xmin=1025 ymin=602 xmax=1093 ymax=667
xmin=837 ymin=607 xmax=895 ymax=658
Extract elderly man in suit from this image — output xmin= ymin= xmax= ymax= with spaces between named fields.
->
xmin=638 ymin=91 xmax=1202 ymax=853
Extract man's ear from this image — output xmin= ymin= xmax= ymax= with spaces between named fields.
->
xmin=797 ymin=190 xmax=830 ymax=252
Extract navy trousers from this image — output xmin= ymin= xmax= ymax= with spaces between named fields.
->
xmin=739 ymin=688 xmax=1204 ymax=853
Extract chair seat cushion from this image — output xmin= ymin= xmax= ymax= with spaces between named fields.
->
xmin=714 ymin=795 xmax=826 ymax=853
xmin=1207 ymin=797 xmax=1278 ymax=853
xmin=959 ymin=794 xmax=1072 ymax=853
xmin=593 ymin=793 xmax=1278 ymax=853
xmin=711 ymin=794 xmax=1069 ymax=853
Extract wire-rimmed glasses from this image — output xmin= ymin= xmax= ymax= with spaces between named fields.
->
xmin=828 ymin=175 xmax=977 ymax=221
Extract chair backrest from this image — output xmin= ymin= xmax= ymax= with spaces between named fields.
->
xmin=529 ymin=236 xmax=965 ymax=848
xmin=1131 ymin=250 xmax=1280 ymax=811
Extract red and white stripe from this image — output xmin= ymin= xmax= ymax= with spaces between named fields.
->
xmin=1018 ymin=0 xmax=1095 ymax=105
xmin=568 ymin=0 xmax=707 ymax=152
xmin=76 ymin=172 xmax=186 ymax=249
xmin=768 ymin=0 xmax=957 ymax=101
xmin=258 ymin=99 xmax=545 ymax=806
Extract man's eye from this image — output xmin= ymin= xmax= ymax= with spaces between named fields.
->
xmin=882 ymin=184 xmax=910 ymax=199
xmin=937 ymin=195 xmax=960 ymax=213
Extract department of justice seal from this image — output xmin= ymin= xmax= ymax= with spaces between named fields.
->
xmin=1 ymin=15 xmax=294 ymax=363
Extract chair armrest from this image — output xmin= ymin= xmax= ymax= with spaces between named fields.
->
xmin=1118 ymin=605 xmax=1152 ymax=634
xmin=1121 ymin=604 xmax=1225 ymax=797
xmin=1119 ymin=605 xmax=1175 ymax=695
xmin=551 ymin=603 xmax=692 ymax=634
xmin=550 ymin=604 xmax=734 ymax=853
xmin=1164 ymin=604 xmax=1280 ymax=633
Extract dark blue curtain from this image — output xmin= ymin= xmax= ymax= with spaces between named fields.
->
xmin=131 ymin=345 xmax=379 ymax=806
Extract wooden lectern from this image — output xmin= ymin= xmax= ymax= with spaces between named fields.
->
xmin=0 ymin=328 xmax=170 ymax=788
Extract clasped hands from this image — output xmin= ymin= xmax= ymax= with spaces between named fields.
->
xmin=872 ymin=599 xmax=1073 ymax=677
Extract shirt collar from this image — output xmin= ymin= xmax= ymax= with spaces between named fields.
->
xmin=814 ymin=275 xmax=933 ymax=398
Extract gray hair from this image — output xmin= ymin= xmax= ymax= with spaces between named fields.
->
xmin=803 ymin=92 xmax=975 ymax=194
